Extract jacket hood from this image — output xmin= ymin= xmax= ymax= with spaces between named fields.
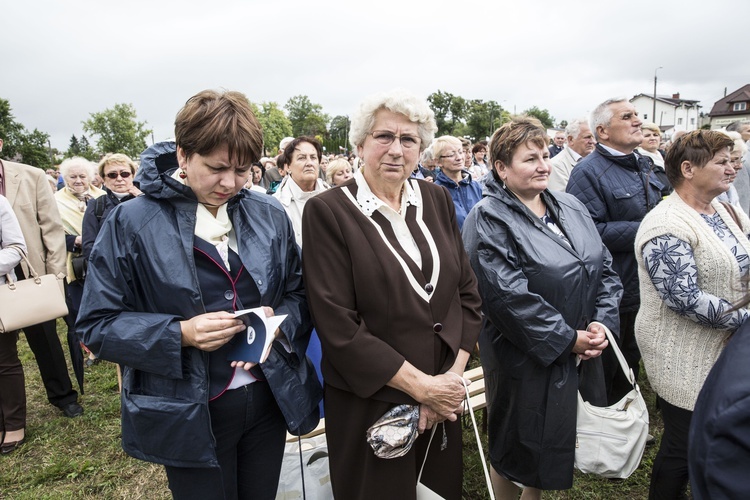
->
xmin=136 ymin=141 xmax=250 ymax=209
xmin=136 ymin=141 xmax=197 ymax=203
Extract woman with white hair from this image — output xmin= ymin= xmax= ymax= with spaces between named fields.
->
xmin=302 ymin=90 xmax=482 ymax=499
xmin=716 ymin=130 xmax=747 ymax=208
xmin=55 ymin=157 xmax=105 ymax=337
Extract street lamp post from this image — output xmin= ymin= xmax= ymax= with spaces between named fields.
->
xmin=653 ymin=66 xmax=663 ymax=124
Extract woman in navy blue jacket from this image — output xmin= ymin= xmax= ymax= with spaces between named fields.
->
xmin=76 ymin=90 xmax=321 ymax=500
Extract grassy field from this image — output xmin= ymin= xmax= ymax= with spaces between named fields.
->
xmin=2 ymin=321 xmax=661 ymax=499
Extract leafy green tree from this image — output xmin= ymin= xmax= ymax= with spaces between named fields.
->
xmin=427 ymin=90 xmax=452 ymax=136
xmin=83 ymin=103 xmax=152 ymax=158
xmin=0 ymin=98 xmax=51 ymax=168
xmin=251 ymin=101 xmax=293 ymax=155
xmin=18 ymin=129 xmax=52 ymax=169
xmin=284 ymin=95 xmax=329 ymax=138
xmin=0 ymin=98 xmax=28 ymax=161
xmin=427 ymin=90 xmax=469 ymax=136
xmin=328 ymin=115 xmax=350 ymax=140
xmin=465 ymin=100 xmax=508 ymax=140
xmin=523 ymin=106 xmax=556 ymax=129
xmin=67 ymin=134 xmax=97 ymax=160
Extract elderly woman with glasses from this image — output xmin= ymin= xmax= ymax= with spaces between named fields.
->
xmin=433 ymin=135 xmax=483 ymax=230
xmin=55 ymin=157 xmax=106 ymax=359
xmin=81 ymin=153 xmax=142 ymax=259
xmin=302 ymin=90 xmax=482 ymax=500
xmin=635 ymin=130 xmax=750 ymax=498
xmin=715 ymin=131 xmax=747 ymax=208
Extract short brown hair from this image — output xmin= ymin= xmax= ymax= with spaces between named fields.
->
xmin=98 ymin=153 xmax=137 ymax=177
xmin=175 ymin=89 xmax=263 ymax=166
xmin=282 ymin=136 xmax=322 ymax=164
xmin=488 ymin=116 xmax=548 ymax=175
xmin=665 ymin=130 xmax=734 ymax=187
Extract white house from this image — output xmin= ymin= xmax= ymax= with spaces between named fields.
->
xmin=630 ymin=93 xmax=701 ymax=133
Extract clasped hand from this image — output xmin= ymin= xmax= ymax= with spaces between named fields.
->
xmin=573 ymin=323 xmax=609 ymax=360
xmin=417 ymin=372 xmax=469 ymax=433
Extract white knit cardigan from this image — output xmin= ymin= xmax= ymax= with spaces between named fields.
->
xmin=635 ymin=192 xmax=750 ymax=410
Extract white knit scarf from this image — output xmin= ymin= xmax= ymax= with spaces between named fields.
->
xmin=171 ymin=168 xmax=235 ymax=270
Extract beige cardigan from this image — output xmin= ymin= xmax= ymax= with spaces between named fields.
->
xmin=635 ymin=192 xmax=750 ymax=410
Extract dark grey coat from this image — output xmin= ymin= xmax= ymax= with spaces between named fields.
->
xmin=462 ymin=177 xmax=622 ymax=489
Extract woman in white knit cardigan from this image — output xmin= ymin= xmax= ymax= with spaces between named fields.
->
xmin=635 ymin=130 xmax=750 ymax=499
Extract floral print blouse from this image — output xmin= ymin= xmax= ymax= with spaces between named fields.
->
xmin=642 ymin=212 xmax=749 ymax=330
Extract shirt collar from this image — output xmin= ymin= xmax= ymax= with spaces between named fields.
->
xmin=567 ymin=147 xmax=582 ymax=162
xmin=598 ymin=143 xmax=633 ymax=157
xmin=353 ymin=170 xmax=419 ymax=217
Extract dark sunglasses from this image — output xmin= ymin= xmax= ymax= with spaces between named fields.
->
xmin=105 ymin=171 xmax=132 ymax=179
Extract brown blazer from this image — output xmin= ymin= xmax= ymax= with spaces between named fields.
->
xmin=302 ymin=177 xmax=482 ymax=404
xmin=1 ymin=160 xmax=66 ymax=277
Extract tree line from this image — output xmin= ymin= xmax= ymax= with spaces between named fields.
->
xmin=0 ymin=92 xmax=559 ymax=169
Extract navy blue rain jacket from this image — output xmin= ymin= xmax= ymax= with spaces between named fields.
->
xmin=76 ymin=142 xmax=320 ymax=468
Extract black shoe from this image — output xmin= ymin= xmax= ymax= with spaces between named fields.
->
xmin=646 ymin=433 xmax=656 ymax=447
xmin=60 ymin=402 xmax=84 ymax=418
xmin=1 ymin=437 xmax=25 ymax=455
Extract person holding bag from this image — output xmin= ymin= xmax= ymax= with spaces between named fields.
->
xmin=462 ymin=117 xmax=622 ymax=499
xmin=76 ymin=89 xmax=321 ymax=500
xmin=0 ymin=194 xmax=28 ymax=454
xmin=302 ymin=89 xmax=482 ymax=500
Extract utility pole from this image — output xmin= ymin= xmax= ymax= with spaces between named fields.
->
xmin=653 ymin=66 xmax=663 ymax=123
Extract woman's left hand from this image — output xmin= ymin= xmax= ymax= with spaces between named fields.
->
xmin=574 ymin=328 xmax=609 ymax=360
xmin=231 ymin=307 xmax=278 ymax=371
xmin=418 ymin=404 xmax=445 ymax=433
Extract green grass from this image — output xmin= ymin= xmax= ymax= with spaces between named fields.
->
xmin=3 ymin=321 xmax=660 ymax=498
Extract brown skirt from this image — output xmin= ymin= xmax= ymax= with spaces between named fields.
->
xmin=324 ymin=384 xmax=463 ymax=500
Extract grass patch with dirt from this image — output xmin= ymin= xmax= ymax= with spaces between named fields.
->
xmin=3 ymin=321 xmax=660 ymax=499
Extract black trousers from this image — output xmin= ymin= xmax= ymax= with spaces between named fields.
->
xmin=602 ymin=310 xmax=641 ymax=405
xmin=21 ymin=318 xmax=78 ymax=408
xmin=0 ymin=331 xmax=26 ymax=432
xmin=649 ymin=396 xmax=692 ymax=500
xmin=165 ymin=381 xmax=287 ymax=500
xmin=14 ymin=264 xmax=78 ymax=408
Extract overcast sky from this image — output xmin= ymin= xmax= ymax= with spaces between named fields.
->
xmin=2 ymin=0 xmax=747 ymax=151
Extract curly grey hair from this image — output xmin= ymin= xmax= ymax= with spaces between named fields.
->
xmin=349 ymin=89 xmax=437 ymax=152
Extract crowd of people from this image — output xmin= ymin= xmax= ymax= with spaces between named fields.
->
xmin=1 ymin=88 xmax=750 ymax=500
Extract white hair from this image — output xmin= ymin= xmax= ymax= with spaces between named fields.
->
xmin=349 ymin=89 xmax=437 ymax=152
xmin=59 ymin=156 xmax=96 ymax=181
xmin=565 ymin=117 xmax=589 ymax=140
xmin=723 ymin=130 xmax=748 ymax=154
xmin=589 ymin=97 xmax=628 ymax=141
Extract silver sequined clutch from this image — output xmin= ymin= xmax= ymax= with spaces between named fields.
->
xmin=366 ymin=404 xmax=420 ymax=459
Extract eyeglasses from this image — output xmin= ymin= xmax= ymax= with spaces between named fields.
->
xmin=105 ymin=171 xmax=132 ymax=179
xmin=368 ymin=131 xmax=420 ymax=149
